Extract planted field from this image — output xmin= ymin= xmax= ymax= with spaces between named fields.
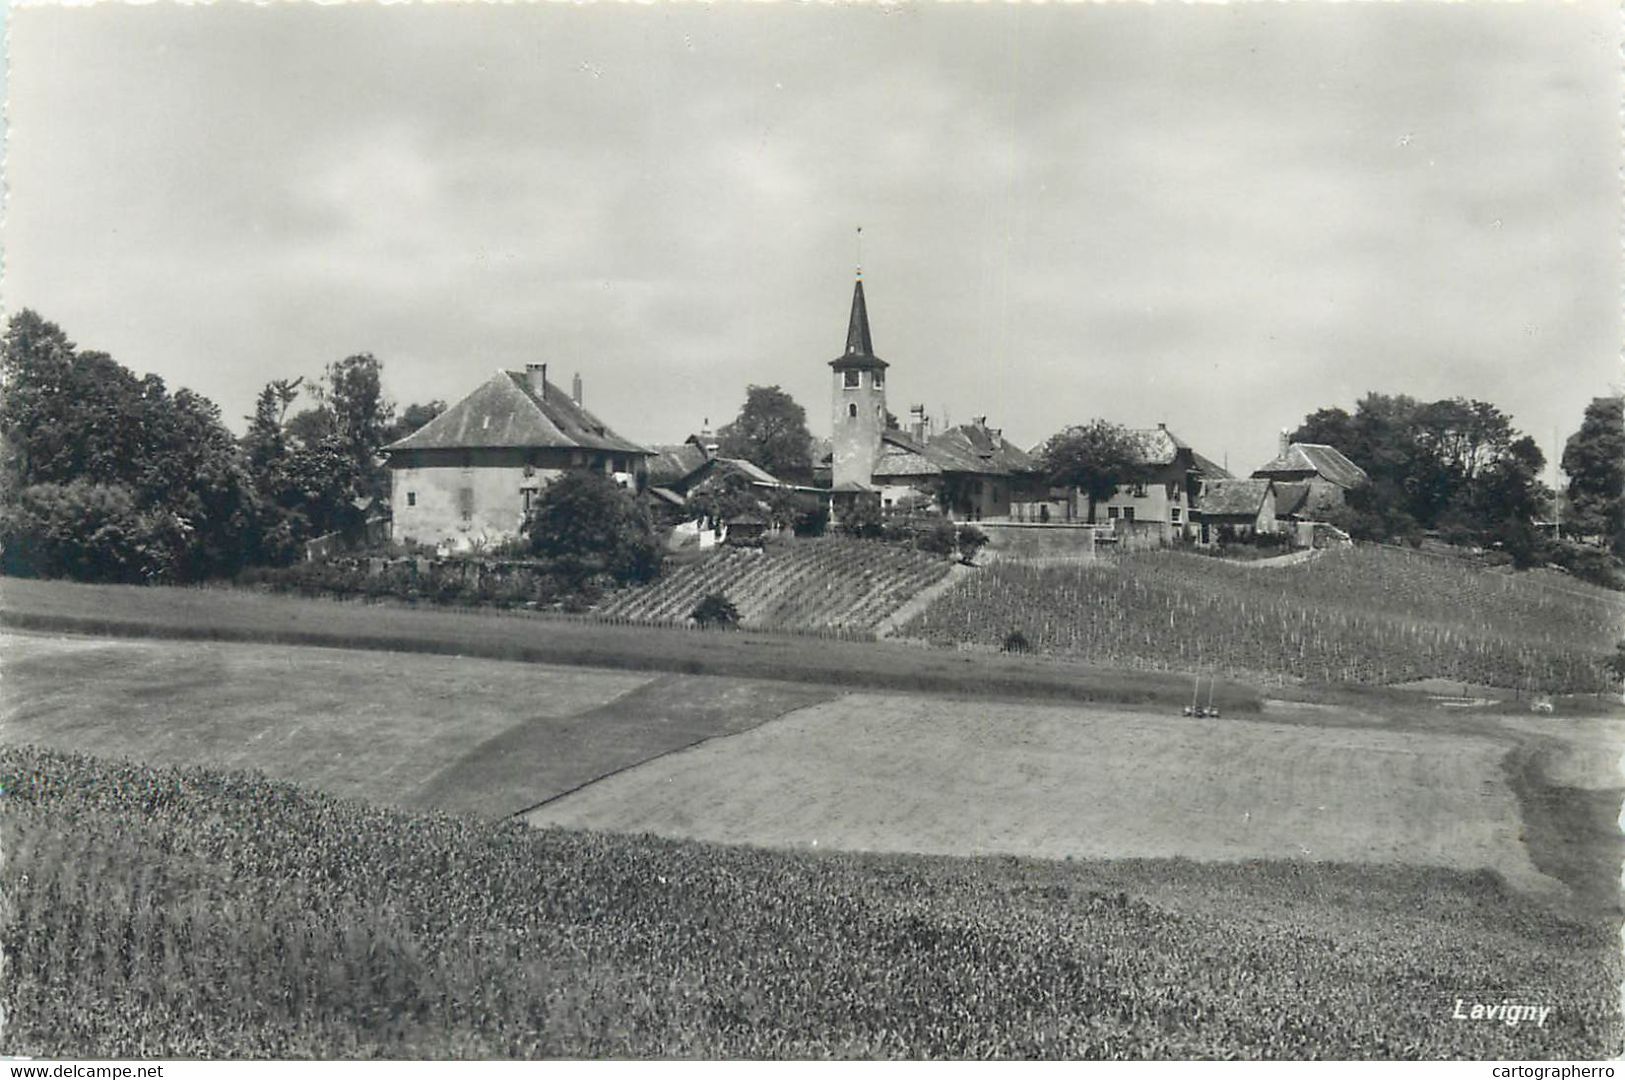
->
xmin=902 ymin=545 xmax=1624 ymax=691
xmin=529 ymin=694 xmax=1557 ymax=896
xmin=0 ymin=577 xmax=1246 ymax=710
xmin=596 ymin=538 xmax=951 ymax=632
xmin=5 ymin=745 xmax=1618 ymax=1059
xmin=0 ymin=632 xmax=829 ymax=818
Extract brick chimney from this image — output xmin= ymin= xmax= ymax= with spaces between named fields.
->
xmin=525 ymin=363 xmax=547 ymax=399
xmin=572 ymin=372 xmax=582 ymax=405
xmin=1279 ymin=429 xmax=1291 ymax=457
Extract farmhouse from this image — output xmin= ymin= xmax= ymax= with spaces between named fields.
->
xmin=1251 ymin=435 xmax=1367 ymax=514
xmin=1195 ymin=478 xmax=1279 ymax=541
xmin=385 ymin=364 xmax=651 ymax=551
xmin=826 ymin=276 xmax=1044 ymax=520
xmin=1081 ymin=425 xmax=1231 ymax=545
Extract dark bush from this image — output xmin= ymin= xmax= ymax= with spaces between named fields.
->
xmin=957 ymin=525 xmax=990 ymax=564
xmin=1002 ymin=628 xmax=1031 ymax=653
xmin=690 ymin=592 xmax=740 ymax=629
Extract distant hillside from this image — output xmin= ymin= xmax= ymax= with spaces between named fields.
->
xmin=597 ymin=538 xmax=951 ymax=635
xmin=902 ymin=545 xmax=1624 ymax=692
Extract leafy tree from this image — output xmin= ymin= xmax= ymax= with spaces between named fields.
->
xmin=686 ymin=469 xmax=761 ymax=529
xmin=0 ymin=480 xmax=181 ymax=583
xmin=766 ymin=487 xmax=827 ymax=537
xmin=1291 ymin=392 xmax=1548 ymax=548
xmin=384 ymin=400 xmax=447 ymax=444
xmin=1037 ymin=421 xmax=1151 ymax=523
xmin=316 ymin=353 xmax=394 ymax=502
xmin=717 ymin=385 xmax=813 ymax=480
xmin=525 ymin=470 xmax=663 ymax=583
xmin=1562 ymin=396 xmax=1624 ymax=554
xmin=836 ymin=498 xmax=883 ymax=539
xmin=0 ymin=309 xmax=257 ymax=580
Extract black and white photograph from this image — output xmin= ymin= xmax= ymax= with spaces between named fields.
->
xmin=1 ymin=0 xmax=1621 ymax=1063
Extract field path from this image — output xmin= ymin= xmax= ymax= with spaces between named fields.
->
xmin=409 ymin=674 xmax=833 ymax=818
xmin=875 ymin=562 xmax=975 ymax=638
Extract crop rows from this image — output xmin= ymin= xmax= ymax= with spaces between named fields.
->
xmin=597 ymin=538 xmax=951 ymax=632
xmin=3 ymin=745 xmax=1618 ymax=1059
xmin=902 ymin=546 xmax=1624 ymax=692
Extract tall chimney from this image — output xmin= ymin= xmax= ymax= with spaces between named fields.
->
xmin=572 ymin=372 xmax=582 ymax=405
xmin=1278 ymin=429 xmax=1291 ymax=456
xmin=525 ymin=362 xmax=547 ymax=399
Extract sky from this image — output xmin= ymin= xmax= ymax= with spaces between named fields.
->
xmin=4 ymin=1 xmax=1619 ymax=476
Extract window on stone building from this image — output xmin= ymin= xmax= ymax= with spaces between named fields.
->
xmin=406 ymin=492 xmax=416 ymax=507
xmin=1171 ymin=506 xmax=1181 ymax=523
xmin=457 ymin=488 xmax=474 ymax=521
xmin=843 ymin=370 xmax=860 ymax=389
xmin=873 ymin=371 xmax=884 ymax=389
xmin=848 ymin=403 xmax=858 ymax=420
xmin=1107 ymin=506 xmax=1120 ymax=519
xmin=1123 ymin=507 xmax=1136 ymax=523
xmin=1130 ymin=482 xmax=1147 ymax=498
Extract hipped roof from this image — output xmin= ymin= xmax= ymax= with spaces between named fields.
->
xmin=385 ymin=370 xmax=648 ymax=455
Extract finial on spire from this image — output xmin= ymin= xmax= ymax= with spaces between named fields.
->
xmin=856 ymin=225 xmax=863 ymax=279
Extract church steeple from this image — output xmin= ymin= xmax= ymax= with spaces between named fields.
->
xmin=845 ymin=278 xmax=874 ymax=359
xmin=831 ymin=275 xmax=887 ymax=370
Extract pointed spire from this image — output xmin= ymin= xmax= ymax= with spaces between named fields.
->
xmin=845 ymin=277 xmax=874 ymax=358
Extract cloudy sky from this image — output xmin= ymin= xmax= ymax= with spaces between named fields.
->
xmin=5 ymin=1 xmax=1618 ymax=474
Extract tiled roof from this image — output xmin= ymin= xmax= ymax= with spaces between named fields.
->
xmin=1198 ymin=479 xmax=1274 ymax=517
xmin=1252 ymin=443 xmax=1367 ymax=488
xmin=1189 ymin=451 xmax=1233 ymax=479
xmin=647 ymin=443 xmax=711 ymax=486
xmin=873 ymin=432 xmax=943 ymax=480
xmin=385 ymin=370 xmax=648 ymax=455
xmin=1273 ymin=480 xmax=1347 ymax=520
xmin=927 ymin=423 xmax=1039 ymax=476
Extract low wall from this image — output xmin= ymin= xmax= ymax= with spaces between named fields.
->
xmin=978 ymin=522 xmax=1098 ymax=560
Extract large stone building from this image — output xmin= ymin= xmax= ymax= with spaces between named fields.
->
xmin=385 ymin=364 xmax=650 ymax=551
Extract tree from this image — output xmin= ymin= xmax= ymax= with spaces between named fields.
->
xmin=0 ymin=309 xmax=257 ymax=580
xmin=717 ymin=385 xmax=813 ymax=480
xmin=686 ymin=469 xmax=761 ymax=529
xmin=1037 ymin=421 xmax=1151 ymax=523
xmin=524 ymin=471 xmax=663 ymax=583
xmin=1562 ymin=396 xmax=1624 ymax=554
xmin=384 ymin=400 xmax=447 ymax=444
xmin=317 ymin=353 xmax=394 ymax=502
xmin=1290 ymin=392 xmax=1547 ymax=547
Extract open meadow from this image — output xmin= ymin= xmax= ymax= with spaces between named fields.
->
xmin=526 ymin=694 xmax=1559 ymax=896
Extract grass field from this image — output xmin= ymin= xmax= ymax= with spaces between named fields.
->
xmin=903 ymin=545 xmax=1625 ymax=691
xmin=5 ymin=745 xmax=1619 ymax=1059
xmin=0 ymin=633 xmax=830 ymax=817
xmin=527 ymin=694 xmax=1559 ymax=896
xmin=0 ymin=577 xmax=1262 ymax=712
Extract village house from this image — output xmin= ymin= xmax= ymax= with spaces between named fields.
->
xmin=644 ymin=431 xmax=807 ymax=546
xmin=384 ymin=364 xmax=651 ymax=551
xmin=1250 ymin=435 xmax=1368 ymax=512
xmin=1194 ymin=478 xmax=1279 ymax=541
xmin=1088 ymin=425 xmax=1230 ymax=545
xmin=825 ymin=276 xmax=1044 ymax=521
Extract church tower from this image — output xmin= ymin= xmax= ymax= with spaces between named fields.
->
xmin=830 ymin=275 xmax=889 ymax=489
